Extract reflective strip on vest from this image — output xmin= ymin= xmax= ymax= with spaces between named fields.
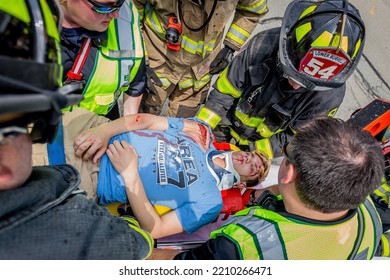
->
xmin=76 ymin=2 xmax=143 ymax=115
xmin=349 ymin=207 xmax=366 ymax=259
xmin=211 ymin=199 xmax=380 ymax=260
xmin=136 ymin=7 xmax=145 ymax=21
xmin=107 ymin=50 xmax=135 ymax=58
xmin=213 ymin=224 xmax=260 ymax=259
xmin=211 ymin=208 xmax=287 ymax=260
xmin=237 ymin=0 xmax=268 ymax=14
xmin=226 ymin=23 xmax=250 ymax=47
xmin=364 ymin=198 xmax=383 ymax=240
xmin=357 ymin=198 xmax=383 ymax=259
xmin=197 ymin=107 xmax=221 ymax=129
xmin=127 ymin=6 xmax=143 ymax=81
xmin=216 ymin=67 xmax=242 ymax=98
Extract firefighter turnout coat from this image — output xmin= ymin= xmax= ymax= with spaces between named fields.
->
xmin=197 ymin=28 xmax=346 ymax=158
xmin=133 ymin=0 xmax=268 ymax=116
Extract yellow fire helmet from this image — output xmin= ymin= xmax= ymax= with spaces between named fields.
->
xmin=0 ymin=0 xmax=82 ymax=143
xmin=279 ymin=0 xmax=365 ymax=91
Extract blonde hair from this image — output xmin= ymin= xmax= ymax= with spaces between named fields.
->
xmin=245 ymin=150 xmax=271 ymax=188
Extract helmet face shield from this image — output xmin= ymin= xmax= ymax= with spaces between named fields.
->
xmin=0 ymin=0 xmax=82 ymax=143
xmin=45 ymin=0 xmax=64 ymax=32
xmin=0 ymin=0 xmax=63 ymax=89
xmin=279 ymin=0 xmax=365 ymax=91
xmin=0 ymin=12 xmax=33 ymax=60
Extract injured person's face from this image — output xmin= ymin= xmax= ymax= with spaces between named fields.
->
xmin=210 ymin=150 xmax=270 ymax=191
xmin=230 ymin=150 xmax=270 ymax=187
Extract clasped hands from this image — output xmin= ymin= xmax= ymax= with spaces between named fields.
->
xmin=74 ymin=120 xmax=212 ymax=163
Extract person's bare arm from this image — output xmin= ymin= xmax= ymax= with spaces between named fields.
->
xmin=123 ymin=94 xmax=142 ymax=116
xmin=74 ymin=113 xmax=169 ymax=162
xmin=75 ymin=113 xmax=210 ymax=163
xmin=107 ymin=140 xmax=184 ymax=239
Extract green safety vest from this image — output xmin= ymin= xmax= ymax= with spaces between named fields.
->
xmin=210 ymin=197 xmax=381 ymax=260
xmin=68 ymin=2 xmax=143 ymax=115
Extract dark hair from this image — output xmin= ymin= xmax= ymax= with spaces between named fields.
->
xmin=289 ymin=117 xmax=384 ymax=213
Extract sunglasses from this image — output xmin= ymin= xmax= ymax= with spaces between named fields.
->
xmin=86 ymin=0 xmax=125 ymax=14
xmin=0 ymin=126 xmax=28 ymax=145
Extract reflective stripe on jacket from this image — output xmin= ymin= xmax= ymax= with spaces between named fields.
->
xmin=210 ymin=197 xmax=382 ymax=260
xmin=133 ymin=0 xmax=268 ymax=83
xmin=71 ymin=1 xmax=144 ymax=115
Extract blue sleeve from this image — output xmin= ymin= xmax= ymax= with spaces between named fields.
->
xmin=176 ymin=202 xmax=222 ymax=234
xmin=167 ymin=117 xmax=185 ymax=131
xmin=168 ymin=116 xmax=213 ymax=133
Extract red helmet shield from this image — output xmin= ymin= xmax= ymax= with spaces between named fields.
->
xmin=299 ymin=47 xmax=351 ymax=81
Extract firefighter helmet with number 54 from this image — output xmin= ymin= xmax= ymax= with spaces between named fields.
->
xmin=279 ymin=0 xmax=365 ymax=91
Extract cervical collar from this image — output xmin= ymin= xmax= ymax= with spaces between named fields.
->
xmin=207 ymin=150 xmax=241 ymax=191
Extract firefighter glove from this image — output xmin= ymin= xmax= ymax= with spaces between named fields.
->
xmin=145 ymin=65 xmax=162 ymax=95
xmin=209 ymin=46 xmax=235 ymax=75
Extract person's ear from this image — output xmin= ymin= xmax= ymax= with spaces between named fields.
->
xmin=280 ymin=161 xmax=297 ymax=184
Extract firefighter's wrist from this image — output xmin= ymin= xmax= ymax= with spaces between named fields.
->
xmin=223 ymin=41 xmax=239 ymax=52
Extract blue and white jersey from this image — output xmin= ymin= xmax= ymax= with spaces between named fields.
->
xmin=98 ymin=118 xmax=223 ymax=233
